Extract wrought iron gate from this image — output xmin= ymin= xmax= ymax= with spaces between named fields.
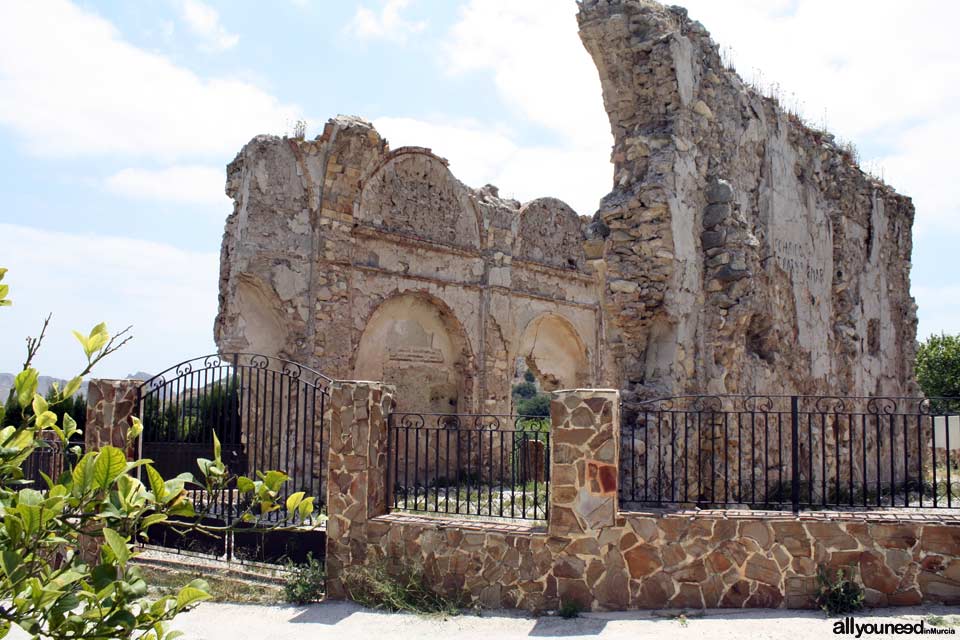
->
xmin=137 ymin=353 xmax=331 ymax=561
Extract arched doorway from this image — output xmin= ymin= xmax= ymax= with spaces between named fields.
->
xmin=354 ymin=293 xmax=473 ymax=413
xmin=516 ymin=314 xmax=589 ymax=392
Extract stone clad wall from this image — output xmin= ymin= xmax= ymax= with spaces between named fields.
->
xmin=85 ymin=378 xmax=141 ymax=456
xmin=326 ymin=385 xmax=960 ymax=612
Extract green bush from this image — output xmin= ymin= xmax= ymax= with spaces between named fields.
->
xmin=558 ymin=600 xmax=582 ymax=619
xmin=916 ymin=333 xmax=960 ymax=413
xmin=511 ymin=381 xmax=537 ymax=399
xmin=516 ymin=393 xmax=550 ymax=417
xmin=815 ymin=565 xmax=864 ymax=615
xmin=0 ymin=267 xmax=319 ymax=640
xmin=342 ymin=562 xmax=461 ymax=615
xmin=284 ymin=553 xmax=325 ymax=604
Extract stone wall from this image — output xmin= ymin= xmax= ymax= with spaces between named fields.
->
xmin=216 ymin=126 xmax=606 ymax=416
xmin=577 ymin=0 xmax=918 ymax=403
xmin=326 ymin=385 xmax=960 ymax=612
xmin=217 ymin=0 xmax=918 ymax=411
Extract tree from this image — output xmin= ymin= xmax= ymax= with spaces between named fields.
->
xmin=916 ymin=333 xmax=960 ymax=412
xmin=516 ymin=394 xmax=550 ymax=418
xmin=0 ymin=268 xmax=318 ymax=639
xmin=511 ymin=381 xmax=537 ymax=400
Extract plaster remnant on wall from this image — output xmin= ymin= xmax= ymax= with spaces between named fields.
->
xmin=216 ymin=0 xmax=918 ymax=415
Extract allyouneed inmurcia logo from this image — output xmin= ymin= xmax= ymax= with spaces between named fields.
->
xmin=832 ymin=617 xmax=957 ymax=637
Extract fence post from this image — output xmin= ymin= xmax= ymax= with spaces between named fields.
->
xmin=548 ymin=388 xmax=620 ymax=536
xmin=791 ymin=395 xmax=800 ymax=513
xmin=325 ymin=380 xmax=396 ymax=599
xmin=85 ymin=379 xmax=142 ymax=457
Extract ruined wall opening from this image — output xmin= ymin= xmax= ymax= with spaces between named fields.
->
xmin=515 ymin=314 xmax=589 ymax=396
xmin=230 ymin=276 xmax=287 ymax=356
xmin=353 ymin=293 xmax=474 ymax=413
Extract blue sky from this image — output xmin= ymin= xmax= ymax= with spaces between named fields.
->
xmin=1 ymin=0 xmax=958 ymax=380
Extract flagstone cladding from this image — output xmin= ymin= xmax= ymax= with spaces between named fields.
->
xmin=324 ymin=383 xmax=960 ymax=612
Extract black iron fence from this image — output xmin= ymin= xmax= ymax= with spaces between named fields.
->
xmin=23 ymin=435 xmax=83 ymax=486
xmin=620 ymin=395 xmax=960 ymax=512
xmin=138 ymin=353 xmax=331 ymax=550
xmin=388 ymin=413 xmax=550 ymax=521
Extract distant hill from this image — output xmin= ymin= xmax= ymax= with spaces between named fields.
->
xmin=0 ymin=371 xmax=152 ymax=403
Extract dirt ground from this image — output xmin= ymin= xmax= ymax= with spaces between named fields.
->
xmin=16 ymin=602 xmax=954 ymax=640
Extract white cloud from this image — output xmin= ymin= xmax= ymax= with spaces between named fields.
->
xmin=443 ymin=0 xmax=609 ymax=149
xmin=177 ymin=0 xmax=239 ymax=52
xmin=345 ymin=0 xmax=426 ymax=44
xmin=394 ymin=0 xmax=613 ymax=216
xmin=105 ymin=165 xmax=230 ymax=207
xmin=0 ymin=0 xmax=300 ymax=160
xmin=0 ymin=224 xmax=218 ymax=379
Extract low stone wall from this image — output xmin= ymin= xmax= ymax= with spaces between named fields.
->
xmin=326 ymin=383 xmax=960 ymax=611
xmin=361 ymin=511 xmax=960 ymax=611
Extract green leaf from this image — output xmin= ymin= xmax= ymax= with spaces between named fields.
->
xmin=62 ymin=375 xmax=82 ymax=400
xmin=236 ymin=476 xmax=254 ymax=493
xmin=35 ymin=410 xmax=57 ymax=429
xmin=167 ymin=500 xmax=195 ymax=518
xmin=102 ymin=528 xmax=131 ymax=566
xmin=62 ymin=413 xmax=78 ymax=439
xmin=260 ymin=470 xmax=288 ymax=493
xmin=285 ymin=491 xmax=305 ymax=514
xmin=297 ymin=496 xmax=315 ymax=522
xmin=146 ymin=464 xmax=166 ymax=501
xmin=127 ymin=417 xmax=143 ymax=443
xmin=32 ymin=393 xmax=48 ymax=416
xmin=15 ymin=368 xmax=39 ymax=408
xmin=175 ymin=586 xmax=210 ymax=610
xmin=212 ymin=431 xmax=221 ymax=463
xmin=92 ymin=446 xmax=127 ymax=489
xmin=72 ymin=451 xmax=97 ymax=492
xmin=0 ymin=550 xmax=21 ymax=578
xmin=141 ymin=513 xmax=167 ymax=529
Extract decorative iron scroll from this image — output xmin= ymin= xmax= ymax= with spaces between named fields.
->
xmin=141 ymin=352 xmax=334 ymax=393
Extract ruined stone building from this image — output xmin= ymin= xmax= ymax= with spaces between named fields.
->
xmin=215 ymin=0 xmax=918 ymax=416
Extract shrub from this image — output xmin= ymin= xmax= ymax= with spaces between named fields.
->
xmin=511 ymin=381 xmax=537 ymax=400
xmin=284 ymin=553 xmax=326 ymax=604
xmin=342 ymin=562 xmax=461 ymax=615
xmin=558 ymin=600 xmax=582 ymax=619
xmin=0 ymin=268 xmax=318 ymax=640
xmin=815 ymin=565 xmax=864 ymax=615
xmin=516 ymin=393 xmax=550 ymax=417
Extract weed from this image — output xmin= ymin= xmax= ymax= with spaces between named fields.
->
xmin=139 ymin=565 xmax=284 ymax=604
xmin=558 ymin=600 xmax=582 ymax=619
xmin=926 ymin=615 xmax=960 ymax=629
xmin=815 ymin=565 xmax=864 ymax=616
xmin=284 ymin=553 xmax=326 ymax=604
xmin=342 ymin=561 xmax=462 ymax=615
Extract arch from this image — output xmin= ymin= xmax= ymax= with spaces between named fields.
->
xmin=515 ymin=313 xmax=589 ymax=392
xmin=356 ymin=148 xmax=481 ymax=250
xmin=353 ymin=292 xmax=475 ymax=413
xmin=515 ymin=197 xmax=587 ymax=270
xmin=226 ymin=275 xmax=286 ymax=357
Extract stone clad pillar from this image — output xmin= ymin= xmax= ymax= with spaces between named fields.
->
xmin=325 ymin=380 xmax=396 ymax=598
xmin=549 ymin=389 xmax=620 ymax=536
xmin=84 ymin=379 xmax=142 ymax=456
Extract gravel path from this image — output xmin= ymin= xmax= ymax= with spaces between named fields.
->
xmin=76 ymin=603 xmax=960 ymax=639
